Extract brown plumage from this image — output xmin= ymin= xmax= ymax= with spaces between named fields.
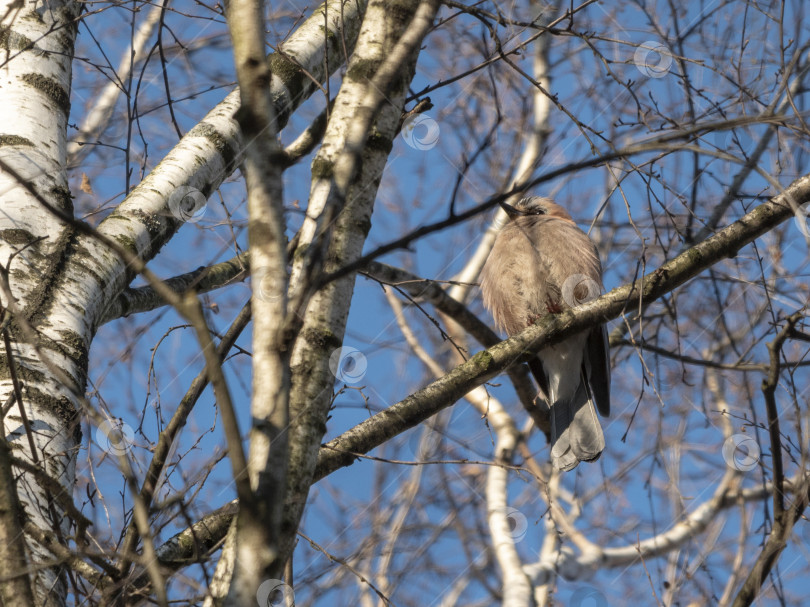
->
xmin=480 ymin=196 xmax=610 ymax=472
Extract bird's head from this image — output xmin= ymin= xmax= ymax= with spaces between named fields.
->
xmin=499 ymin=196 xmax=574 ymax=223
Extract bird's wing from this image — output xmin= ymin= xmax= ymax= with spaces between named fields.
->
xmin=527 ymin=220 xmax=602 ymax=298
xmin=527 ymin=357 xmax=550 ymax=402
xmin=584 ymin=324 xmax=611 ymax=416
xmin=550 ymin=374 xmax=605 ymax=471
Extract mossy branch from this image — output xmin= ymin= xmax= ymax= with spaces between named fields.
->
xmin=314 ymin=174 xmax=810 ymax=480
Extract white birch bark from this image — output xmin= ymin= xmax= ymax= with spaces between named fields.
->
xmin=203 ymin=0 xmax=437 ymax=601
xmin=222 ymin=0 xmax=291 ymax=601
xmin=0 ymin=0 xmax=81 ymax=604
xmin=282 ymin=0 xmax=439 ymax=569
xmin=63 ymin=0 xmax=368 ymax=335
xmin=0 ymin=1 xmax=367 ymax=603
xmin=283 ymin=1 xmax=438 ymax=568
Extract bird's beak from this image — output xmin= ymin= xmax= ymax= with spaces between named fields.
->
xmin=499 ymin=201 xmax=525 ymax=218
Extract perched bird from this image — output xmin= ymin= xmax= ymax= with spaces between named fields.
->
xmin=480 ymin=196 xmax=610 ymax=472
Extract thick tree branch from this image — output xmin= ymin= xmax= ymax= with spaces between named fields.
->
xmin=314 ymin=174 xmax=810 ymax=479
xmin=361 ymin=262 xmax=547 ymax=434
xmin=222 ymin=0 xmax=292 ymax=599
xmin=279 ymin=0 xmax=441 ymax=587
xmin=100 ymin=255 xmax=248 ymax=325
xmin=69 ymin=0 xmax=369 ymax=335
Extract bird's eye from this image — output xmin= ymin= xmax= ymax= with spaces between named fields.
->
xmin=534 ymin=208 xmax=546 ymax=215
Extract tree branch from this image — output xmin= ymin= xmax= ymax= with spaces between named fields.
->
xmin=731 ymin=312 xmax=808 ymax=606
xmin=314 ymin=174 xmax=810 ymax=480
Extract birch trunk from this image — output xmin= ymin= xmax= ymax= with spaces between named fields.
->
xmin=0 ymin=0 xmax=368 ymax=602
xmin=0 ymin=0 xmax=81 ymax=604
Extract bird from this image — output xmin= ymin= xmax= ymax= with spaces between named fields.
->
xmin=480 ymin=196 xmax=611 ymax=472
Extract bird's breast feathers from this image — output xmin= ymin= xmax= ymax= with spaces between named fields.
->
xmin=481 ymin=216 xmax=602 ymax=335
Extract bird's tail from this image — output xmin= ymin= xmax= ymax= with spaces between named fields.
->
xmin=549 ymin=377 xmax=605 ymax=472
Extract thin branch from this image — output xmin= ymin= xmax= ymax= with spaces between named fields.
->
xmin=118 ymin=300 xmax=251 ymax=573
xmin=730 ymin=312 xmax=808 ymax=606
